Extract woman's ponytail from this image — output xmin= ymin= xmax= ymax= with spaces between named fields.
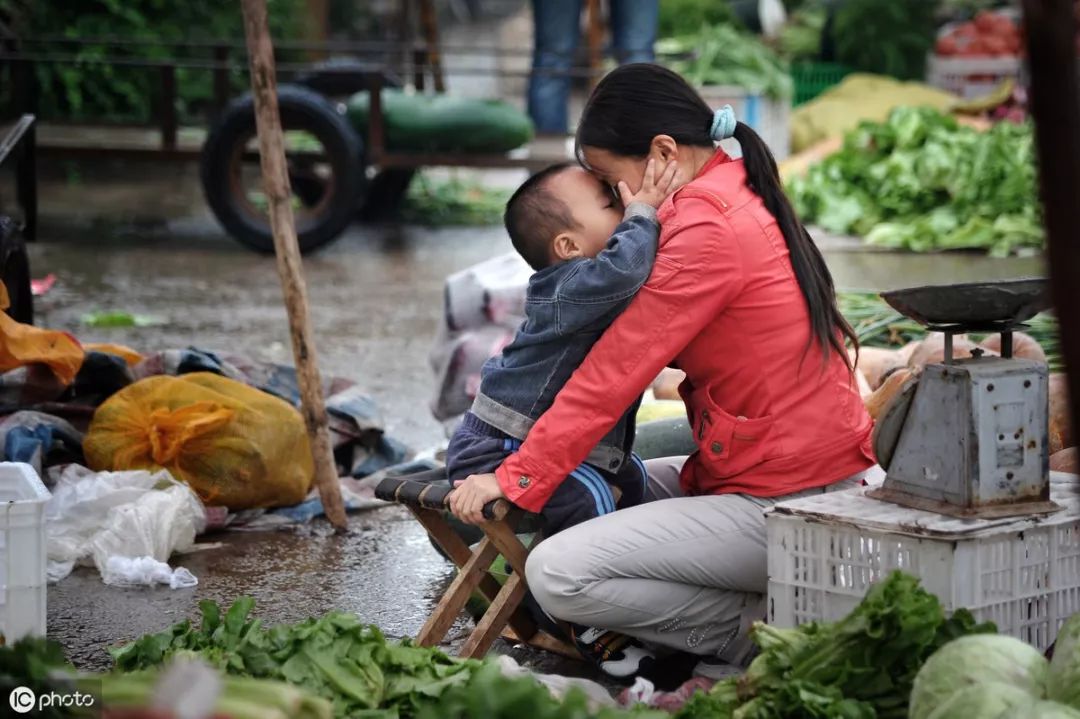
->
xmin=732 ymin=121 xmax=858 ymax=369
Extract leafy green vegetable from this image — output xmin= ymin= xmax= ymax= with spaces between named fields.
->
xmin=676 ymin=572 xmax=995 ymax=719
xmin=999 ymin=700 xmax=1080 ymax=718
xmin=402 ymin=174 xmax=511 ymax=226
xmin=790 ymin=107 xmax=1044 ymax=256
xmin=657 ymin=24 xmax=792 ymax=100
xmin=777 ymin=8 xmax=828 ymax=61
xmin=909 ymin=634 xmax=1048 ymax=719
xmin=111 ymin=597 xmax=479 ymax=718
xmin=1048 ymin=612 xmax=1080 ymax=708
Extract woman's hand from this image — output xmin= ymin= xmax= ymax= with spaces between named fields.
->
xmin=618 ymin=158 xmax=680 ymax=209
xmin=448 ymin=473 xmax=506 ymax=525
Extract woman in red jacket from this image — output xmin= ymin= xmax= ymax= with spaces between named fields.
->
xmin=450 ymin=64 xmax=876 ymax=677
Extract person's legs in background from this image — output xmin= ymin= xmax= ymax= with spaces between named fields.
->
xmin=527 ymin=0 xmax=583 ymax=134
xmin=609 ymin=0 xmax=659 ymax=64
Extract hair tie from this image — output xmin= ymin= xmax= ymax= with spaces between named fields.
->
xmin=710 ymin=105 xmax=737 ymax=141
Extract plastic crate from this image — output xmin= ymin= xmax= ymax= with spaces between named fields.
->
xmin=697 ymin=86 xmax=791 ymax=161
xmin=791 ymin=62 xmax=852 ymax=106
xmin=927 ymin=54 xmax=1023 ymax=99
xmin=766 ymin=473 xmax=1080 ymax=652
xmin=0 ymin=462 xmax=50 ymax=642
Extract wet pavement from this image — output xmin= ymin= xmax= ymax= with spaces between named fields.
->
xmin=25 ymin=159 xmax=1043 ymax=679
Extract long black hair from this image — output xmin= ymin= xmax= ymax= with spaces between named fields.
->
xmin=576 ymin=63 xmax=857 ymax=370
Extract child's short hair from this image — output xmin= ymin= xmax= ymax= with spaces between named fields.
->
xmin=503 ymin=162 xmax=580 ymax=271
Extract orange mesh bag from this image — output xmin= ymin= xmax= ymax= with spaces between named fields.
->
xmin=83 ymin=372 xmax=314 ymax=509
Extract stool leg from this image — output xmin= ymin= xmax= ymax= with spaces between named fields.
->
xmin=411 ymin=508 xmax=505 ymax=602
xmin=459 ymin=571 xmax=529 ymax=658
xmin=411 ymin=508 xmax=538 ymax=645
xmin=416 ymin=536 xmax=500 ymax=647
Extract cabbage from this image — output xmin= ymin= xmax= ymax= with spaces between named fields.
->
xmin=1049 ymin=613 xmax=1080 ymax=708
xmin=909 ymin=634 xmax=1048 ymax=719
xmin=924 ymin=683 xmax=1036 ymax=719
xmin=998 ymin=700 xmax=1080 ymax=718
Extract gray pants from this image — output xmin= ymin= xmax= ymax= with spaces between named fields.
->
xmin=524 ymin=456 xmax=865 ymax=665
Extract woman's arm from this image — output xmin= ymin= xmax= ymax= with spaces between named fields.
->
xmin=495 ymin=193 xmax=746 ymax=512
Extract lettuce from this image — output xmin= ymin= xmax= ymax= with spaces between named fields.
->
xmin=789 ymin=107 xmax=1043 ymax=255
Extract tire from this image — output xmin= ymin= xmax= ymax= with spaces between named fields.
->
xmin=200 ymin=84 xmax=364 ymax=254
xmin=295 ymin=57 xmax=403 ymax=99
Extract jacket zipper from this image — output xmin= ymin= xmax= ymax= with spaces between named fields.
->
xmin=698 ymin=409 xmax=712 ymax=440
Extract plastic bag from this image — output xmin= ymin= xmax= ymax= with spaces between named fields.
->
xmin=83 ymin=372 xmax=314 ymax=509
xmin=45 ymin=465 xmax=205 ymax=584
xmin=0 ymin=280 xmax=83 ymax=384
xmin=102 ymin=556 xmax=198 ymax=589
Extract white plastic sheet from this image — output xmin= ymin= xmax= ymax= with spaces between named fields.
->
xmin=45 ymin=465 xmax=205 ymax=586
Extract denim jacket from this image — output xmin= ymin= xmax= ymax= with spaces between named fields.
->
xmin=471 ymin=202 xmax=659 ymax=472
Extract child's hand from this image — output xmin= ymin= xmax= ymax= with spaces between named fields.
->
xmin=617 ymin=158 xmax=680 ymax=209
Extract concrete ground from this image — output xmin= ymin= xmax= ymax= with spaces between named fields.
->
xmin=17 ymin=149 xmax=1042 ymax=680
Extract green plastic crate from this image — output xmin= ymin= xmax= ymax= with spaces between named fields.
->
xmin=792 ymin=62 xmax=852 ymax=106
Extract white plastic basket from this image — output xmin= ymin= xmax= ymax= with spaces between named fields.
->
xmin=697 ymin=86 xmax=791 ymax=161
xmin=766 ymin=473 xmax=1080 ymax=651
xmin=927 ymin=55 xmax=1023 ymax=99
xmin=0 ymin=462 xmax=50 ymax=642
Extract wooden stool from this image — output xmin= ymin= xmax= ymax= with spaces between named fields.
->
xmin=375 ymin=470 xmax=580 ymax=659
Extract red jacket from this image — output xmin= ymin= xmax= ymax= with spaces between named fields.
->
xmin=496 ymin=151 xmax=875 ymax=512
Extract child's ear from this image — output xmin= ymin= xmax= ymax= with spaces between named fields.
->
xmin=552 ymin=233 xmax=580 ymax=261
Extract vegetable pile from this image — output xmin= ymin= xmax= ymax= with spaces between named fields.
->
xmin=671 ymin=571 xmax=995 ymax=719
xmin=657 ymin=24 xmax=792 ymax=100
xmin=108 ymin=597 xmax=666 ymax=719
xmin=789 ymin=106 xmax=1042 ymax=256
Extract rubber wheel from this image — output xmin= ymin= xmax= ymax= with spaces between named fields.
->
xmin=200 ymin=84 xmax=364 ymax=254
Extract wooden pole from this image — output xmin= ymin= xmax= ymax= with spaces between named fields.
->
xmin=1021 ymin=0 xmax=1080 ymax=462
xmin=240 ymin=0 xmax=347 ymax=530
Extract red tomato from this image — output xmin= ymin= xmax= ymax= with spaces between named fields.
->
xmin=974 ymin=11 xmax=999 ymax=34
xmin=936 ymin=36 xmax=959 ymax=56
xmin=966 ymin=38 xmax=988 ymax=56
xmin=983 ymin=37 xmax=1009 ymax=55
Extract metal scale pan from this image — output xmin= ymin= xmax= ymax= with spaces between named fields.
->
xmin=869 ymin=278 xmax=1057 ymax=519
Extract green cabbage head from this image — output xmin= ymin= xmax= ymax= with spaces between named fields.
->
xmin=998 ymin=700 xmax=1080 ymax=718
xmin=909 ymin=634 xmax=1048 ymax=719
xmin=1049 ymin=613 xmax=1080 ymax=708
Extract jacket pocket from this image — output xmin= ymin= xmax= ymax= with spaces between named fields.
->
xmin=693 ymin=396 xmax=779 ymax=479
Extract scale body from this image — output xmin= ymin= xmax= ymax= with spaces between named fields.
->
xmin=868 ymin=279 xmax=1060 ymax=518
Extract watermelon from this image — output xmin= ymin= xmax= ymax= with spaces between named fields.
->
xmin=347 ymin=90 xmax=534 ymax=154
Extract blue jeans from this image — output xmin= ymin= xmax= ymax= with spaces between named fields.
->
xmin=527 ymin=0 xmax=659 ymax=134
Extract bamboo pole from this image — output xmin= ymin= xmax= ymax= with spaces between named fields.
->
xmin=240 ymin=0 xmax=347 ymax=530
xmin=1021 ymin=0 xmax=1080 ymax=462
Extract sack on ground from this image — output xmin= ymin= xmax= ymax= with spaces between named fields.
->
xmin=83 ymin=372 xmax=314 ymax=509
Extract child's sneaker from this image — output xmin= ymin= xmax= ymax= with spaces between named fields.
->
xmin=572 ymin=626 xmax=656 ymax=682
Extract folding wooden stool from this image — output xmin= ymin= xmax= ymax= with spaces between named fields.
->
xmin=375 ymin=469 xmax=580 ymax=659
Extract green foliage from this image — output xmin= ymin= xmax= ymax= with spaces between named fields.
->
xmin=657 ymin=0 xmax=739 ymax=39
xmin=1 ymin=0 xmax=304 ymax=122
xmin=831 ymin=0 xmax=939 ymax=80
xmin=402 ymin=174 xmax=511 ymax=226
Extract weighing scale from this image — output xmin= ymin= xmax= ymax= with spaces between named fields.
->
xmin=868 ymin=278 xmax=1060 ymax=518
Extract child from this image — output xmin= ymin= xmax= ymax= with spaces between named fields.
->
xmin=446 ymin=158 xmax=678 ymax=679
